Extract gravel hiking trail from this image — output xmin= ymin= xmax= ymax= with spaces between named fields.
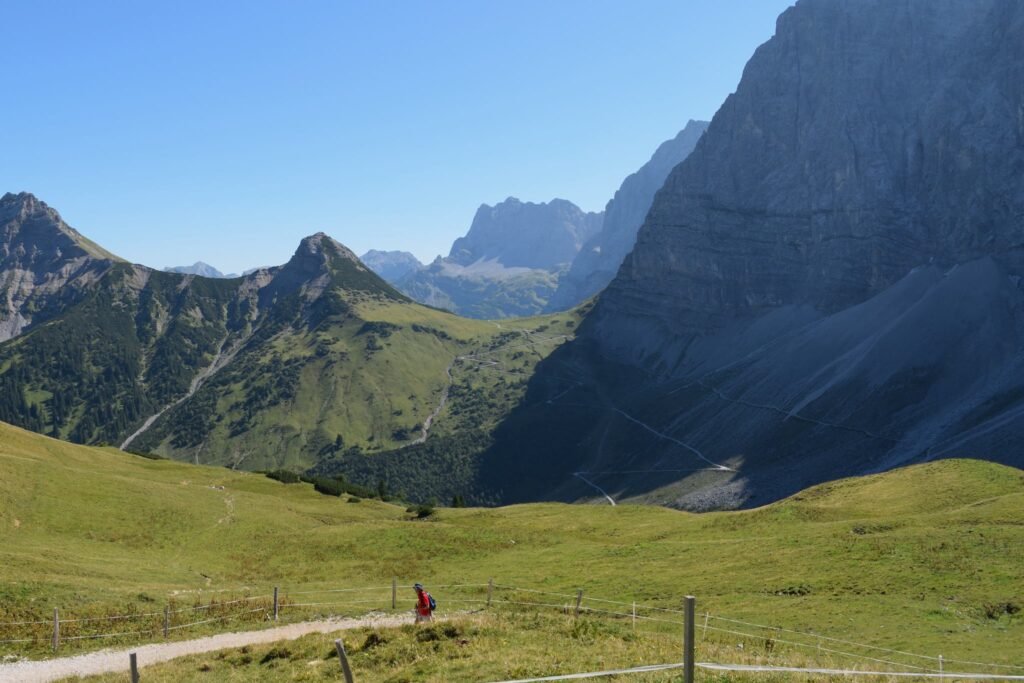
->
xmin=0 ymin=614 xmax=412 ymax=683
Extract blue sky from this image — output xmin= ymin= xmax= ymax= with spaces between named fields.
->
xmin=2 ymin=0 xmax=793 ymax=273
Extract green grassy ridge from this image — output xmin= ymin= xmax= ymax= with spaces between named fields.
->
xmin=0 ymin=238 xmax=580 ymax=474
xmin=1 ymin=421 xmax=1022 ymax=668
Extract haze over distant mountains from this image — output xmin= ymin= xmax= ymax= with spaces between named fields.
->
xmin=363 ymin=121 xmax=708 ymax=318
xmin=389 ymin=197 xmax=602 ymax=318
xmin=164 ymin=262 xmax=238 ymax=279
xmin=359 ymin=250 xmax=422 ymax=283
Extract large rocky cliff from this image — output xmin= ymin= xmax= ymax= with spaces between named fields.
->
xmin=593 ymin=0 xmax=1024 ymax=370
xmin=492 ymin=0 xmax=1024 ymax=509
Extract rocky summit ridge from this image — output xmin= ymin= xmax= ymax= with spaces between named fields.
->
xmin=1 ymin=192 xmax=123 ymax=341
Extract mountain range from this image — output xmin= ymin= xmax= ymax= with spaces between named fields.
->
xmin=3 ymin=0 xmax=1023 ymax=510
xmin=0 ymin=193 xmax=579 ymax=484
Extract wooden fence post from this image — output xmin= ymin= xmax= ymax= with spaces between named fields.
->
xmin=392 ymin=577 xmax=397 ymax=610
xmin=939 ymin=654 xmax=944 ymax=682
xmin=51 ymin=608 xmax=59 ymax=652
xmin=273 ymin=587 xmax=279 ymax=622
xmin=574 ymin=590 xmax=584 ymax=617
xmin=684 ymin=596 xmax=696 ymax=683
xmin=702 ymin=611 xmax=709 ymax=640
xmin=130 ymin=652 xmax=140 ymax=683
xmin=163 ymin=605 xmax=170 ymax=638
xmin=335 ymin=639 xmax=355 ymax=683
xmin=632 ymin=601 xmax=637 ymax=630
xmin=487 ymin=578 xmax=494 ymax=607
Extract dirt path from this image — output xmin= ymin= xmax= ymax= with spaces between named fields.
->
xmin=0 ymin=614 xmax=411 ymax=683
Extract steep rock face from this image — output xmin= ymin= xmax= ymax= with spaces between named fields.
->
xmin=547 ymin=120 xmax=708 ymax=311
xmin=593 ymin=0 xmax=1024 ymax=370
xmin=449 ymin=198 xmax=603 ymax=270
xmin=496 ymin=0 xmax=1024 ymax=509
xmin=360 ymin=249 xmax=423 ymax=282
xmin=0 ymin=193 xmax=122 ymax=341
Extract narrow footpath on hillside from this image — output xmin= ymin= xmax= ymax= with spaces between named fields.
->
xmin=0 ymin=614 xmax=411 ymax=683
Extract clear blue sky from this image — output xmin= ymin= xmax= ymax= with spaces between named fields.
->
xmin=2 ymin=0 xmax=793 ymax=273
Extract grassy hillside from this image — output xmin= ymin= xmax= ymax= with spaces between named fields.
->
xmin=135 ymin=298 xmax=581 ymax=474
xmin=1 ymin=421 xmax=1022 ymax=676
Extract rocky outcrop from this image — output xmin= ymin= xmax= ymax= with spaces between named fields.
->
xmin=0 ymin=193 xmax=122 ymax=341
xmin=547 ymin=120 xmax=708 ymax=311
xmin=360 ymin=250 xmax=423 ymax=282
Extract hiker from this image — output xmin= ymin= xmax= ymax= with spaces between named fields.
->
xmin=413 ymin=583 xmax=435 ymax=623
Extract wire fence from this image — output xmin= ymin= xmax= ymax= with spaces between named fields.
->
xmin=1 ymin=580 xmax=1021 ymax=680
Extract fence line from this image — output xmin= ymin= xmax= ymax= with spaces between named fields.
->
xmin=707 ymin=613 xmax=945 ymax=664
xmin=696 ymin=662 xmax=1024 ymax=681
xmin=703 ymin=623 xmax=935 ymax=673
xmin=1 ymin=580 xmax=1021 ymax=679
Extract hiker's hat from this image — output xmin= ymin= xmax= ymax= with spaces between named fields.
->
xmin=414 ymin=583 xmax=424 ymax=590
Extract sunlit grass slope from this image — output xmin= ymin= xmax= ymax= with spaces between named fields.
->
xmin=1 ymin=421 xmax=1021 ymax=668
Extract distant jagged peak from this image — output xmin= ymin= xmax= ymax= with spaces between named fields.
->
xmin=449 ymin=196 xmax=604 ymax=270
xmin=1 ymin=191 xmax=123 ymax=262
xmin=360 ymin=249 xmax=424 ymax=284
xmin=164 ymin=261 xmax=229 ymax=278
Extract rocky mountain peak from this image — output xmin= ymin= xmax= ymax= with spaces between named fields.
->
xmin=1 ymin=193 xmax=123 ymax=341
xmin=262 ymin=232 xmax=403 ymax=305
xmin=294 ymin=232 xmax=361 ymax=263
xmin=448 ymin=197 xmax=603 ymax=270
xmin=1 ymin=192 xmax=121 ymax=263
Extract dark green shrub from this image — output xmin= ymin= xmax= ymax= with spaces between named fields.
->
xmin=312 ymin=477 xmax=344 ymax=496
xmin=266 ymin=470 xmax=300 ymax=484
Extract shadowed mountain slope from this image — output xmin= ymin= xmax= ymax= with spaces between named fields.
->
xmin=482 ymin=0 xmax=1024 ymax=509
